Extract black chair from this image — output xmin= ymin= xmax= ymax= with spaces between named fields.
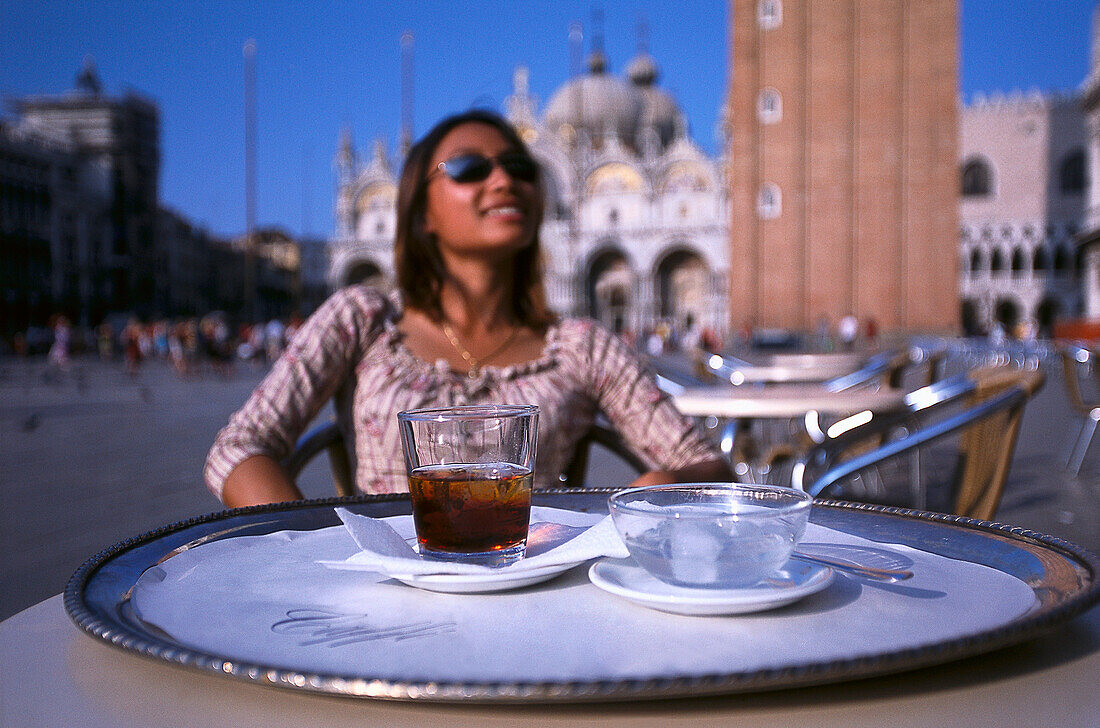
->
xmin=1060 ymin=345 xmax=1100 ymax=475
xmin=283 ymin=418 xmax=647 ymax=496
xmin=283 ymin=420 xmax=354 ymax=497
xmin=801 ymin=367 xmax=1044 ymax=520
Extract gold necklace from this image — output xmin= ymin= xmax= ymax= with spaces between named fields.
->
xmin=441 ymin=322 xmax=520 ymax=378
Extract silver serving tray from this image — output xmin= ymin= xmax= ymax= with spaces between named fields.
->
xmin=64 ymin=490 xmax=1100 ymax=703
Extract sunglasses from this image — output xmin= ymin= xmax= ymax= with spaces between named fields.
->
xmin=428 ymin=152 xmax=539 ymax=184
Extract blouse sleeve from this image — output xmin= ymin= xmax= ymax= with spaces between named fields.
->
xmin=203 ymin=287 xmax=387 ymax=500
xmin=581 ymin=322 xmax=723 ymax=471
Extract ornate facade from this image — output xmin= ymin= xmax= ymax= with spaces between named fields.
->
xmin=958 ymin=92 xmax=1087 ymax=335
xmin=331 ymin=50 xmax=730 ymax=340
xmin=1079 ymin=6 xmax=1100 ymax=322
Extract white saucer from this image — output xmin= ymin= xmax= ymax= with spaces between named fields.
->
xmin=588 ymin=558 xmax=834 ymax=616
xmin=388 ymin=561 xmax=582 ymax=594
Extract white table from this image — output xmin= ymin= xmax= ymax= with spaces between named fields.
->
xmin=674 ymin=384 xmax=907 ymax=420
xmin=703 ymin=352 xmax=870 ymax=385
xmin=720 ymin=353 xmax=869 ymax=384
xmin=674 ymin=384 xmax=909 ymax=480
xmin=3 ymin=594 xmax=1098 ymax=727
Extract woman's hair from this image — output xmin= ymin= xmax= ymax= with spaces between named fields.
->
xmin=394 ymin=109 xmax=552 ymax=327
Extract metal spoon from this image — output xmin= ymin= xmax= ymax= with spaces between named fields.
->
xmin=791 ymin=551 xmax=913 ymax=582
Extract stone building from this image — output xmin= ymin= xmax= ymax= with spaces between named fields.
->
xmin=726 ymin=0 xmax=959 ymax=333
xmin=1078 ymin=7 xmax=1100 ymax=324
xmin=958 ymin=92 xmax=1087 ymax=335
xmin=13 ymin=59 xmax=161 ymax=323
xmin=0 ymin=116 xmax=109 ymax=337
xmin=332 ymin=51 xmax=731 ymax=341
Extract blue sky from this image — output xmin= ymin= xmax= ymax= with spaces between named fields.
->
xmin=0 ymin=1 xmax=1094 ymax=240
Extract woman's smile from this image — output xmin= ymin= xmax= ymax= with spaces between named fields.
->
xmin=424 ymin=122 xmax=540 ymax=254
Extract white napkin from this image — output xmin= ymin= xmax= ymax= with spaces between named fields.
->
xmin=324 ymin=506 xmax=630 ymax=577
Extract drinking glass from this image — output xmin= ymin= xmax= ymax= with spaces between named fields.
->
xmin=397 ymin=404 xmax=539 ymax=566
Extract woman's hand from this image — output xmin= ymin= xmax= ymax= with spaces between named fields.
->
xmin=221 ymin=455 xmax=305 ymax=507
xmin=626 ymin=456 xmax=735 ymax=488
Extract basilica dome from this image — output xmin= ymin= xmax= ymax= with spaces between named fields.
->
xmin=543 ymin=52 xmax=644 ymax=149
xmin=628 ymin=53 xmax=683 ymax=149
xmin=542 ymin=50 xmax=683 ymax=153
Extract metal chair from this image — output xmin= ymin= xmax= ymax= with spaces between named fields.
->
xmin=766 ymin=370 xmax=978 ymax=501
xmin=282 ymin=418 xmax=646 ymax=495
xmin=803 ymin=367 xmax=1045 ymax=520
xmin=283 ymin=420 xmax=354 ymax=497
xmin=1060 ymin=345 xmax=1100 ymax=476
xmin=823 ymin=348 xmax=910 ymax=392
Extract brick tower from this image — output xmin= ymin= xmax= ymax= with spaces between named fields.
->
xmin=727 ymin=0 xmax=959 ymax=333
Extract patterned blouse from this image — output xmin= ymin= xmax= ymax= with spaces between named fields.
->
xmin=204 ymin=286 xmax=721 ymax=499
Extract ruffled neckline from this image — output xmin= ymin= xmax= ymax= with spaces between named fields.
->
xmin=377 ymin=292 xmax=565 ymax=384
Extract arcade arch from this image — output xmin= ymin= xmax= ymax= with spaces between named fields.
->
xmin=994 ymin=298 xmax=1021 ymax=330
xmin=342 ymin=259 xmax=386 ymax=289
xmin=585 ymin=248 xmax=634 ymax=334
xmin=654 ymin=248 xmax=710 ymax=336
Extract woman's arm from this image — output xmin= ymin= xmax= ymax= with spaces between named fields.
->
xmin=221 ymin=455 xmax=304 ymax=508
xmin=627 ymin=456 xmax=734 ymax=488
xmin=205 ymin=288 xmax=386 ymax=506
xmin=582 ymin=323 xmax=733 ymax=485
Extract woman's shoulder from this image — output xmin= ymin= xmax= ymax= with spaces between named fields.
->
xmin=554 ymin=317 xmax=624 ymax=341
xmin=551 ymin=317 xmax=636 ymax=361
xmin=317 ymin=285 xmax=397 ymax=324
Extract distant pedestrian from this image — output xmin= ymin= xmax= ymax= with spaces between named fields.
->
xmin=265 ymin=317 xmax=285 ymax=363
xmin=646 ymin=331 xmax=664 ymax=357
xmin=284 ymin=312 xmax=304 ymax=347
xmin=47 ymin=315 xmax=72 ymax=372
xmin=838 ymin=315 xmax=859 ymax=352
xmin=96 ymin=322 xmax=114 ymax=361
xmin=863 ymin=317 xmax=879 ymax=347
xmin=248 ymin=323 xmax=266 ymax=365
xmin=121 ymin=319 xmax=144 ymax=376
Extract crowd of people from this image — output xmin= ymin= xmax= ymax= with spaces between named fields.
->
xmin=7 ymin=312 xmax=306 ymax=380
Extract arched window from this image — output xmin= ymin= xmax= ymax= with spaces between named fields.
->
xmin=970 ymin=248 xmax=983 ymax=274
xmin=1033 ymin=247 xmax=1050 ymax=272
xmin=991 ymin=249 xmax=1006 ymax=273
xmin=758 ymin=0 xmax=781 ymax=29
xmin=757 ymin=88 xmax=782 ymax=124
xmin=1011 ymin=248 xmax=1026 ymax=277
xmin=1054 ymin=246 xmax=1070 ymax=273
xmin=1060 ymin=149 xmax=1086 ymax=194
xmin=961 ymin=158 xmax=992 ymax=197
xmin=757 ymin=183 xmax=781 ymax=219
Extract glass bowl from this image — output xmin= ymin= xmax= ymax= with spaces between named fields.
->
xmin=607 ymin=483 xmax=813 ymax=589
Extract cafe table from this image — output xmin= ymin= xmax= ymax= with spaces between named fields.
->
xmin=708 ymin=352 xmax=870 ymax=385
xmin=672 ymin=383 xmax=909 ymax=473
xmin=672 ymin=383 xmax=907 ymax=420
xmin=3 ymin=491 xmax=1098 ymax=727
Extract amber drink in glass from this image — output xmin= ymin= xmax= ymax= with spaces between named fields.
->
xmin=398 ymin=405 xmax=538 ymax=566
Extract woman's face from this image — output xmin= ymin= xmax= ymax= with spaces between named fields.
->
xmin=422 ymin=122 xmax=540 ymax=264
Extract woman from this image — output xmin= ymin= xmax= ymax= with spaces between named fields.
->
xmin=206 ymin=110 xmax=731 ymax=507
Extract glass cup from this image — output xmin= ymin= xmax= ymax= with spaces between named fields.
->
xmin=397 ymin=404 xmax=539 ymax=566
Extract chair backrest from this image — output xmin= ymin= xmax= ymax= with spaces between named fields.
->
xmin=785 ymin=370 xmax=977 ymax=489
xmin=687 ymin=353 xmax=752 ymax=385
xmin=824 ymin=349 xmax=909 ymax=392
xmin=952 ymin=367 xmax=1044 ymax=519
xmin=561 ymin=420 xmax=647 ymax=488
xmin=283 ymin=418 xmax=646 ymax=495
xmin=1060 ymin=346 xmax=1099 ymax=417
xmin=283 ymin=420 xmax=355 ymax=497
xmin=807 ymin=366 xmax=1044 ymax=520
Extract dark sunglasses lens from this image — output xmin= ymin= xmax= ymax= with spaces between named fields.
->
xmin=499 ymin=154 xmax=538 ymax=182
xmin=443 ymin=155 xmax=494 ymax=183
xmin=441 ymin=153 xmax=538 ymax=183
